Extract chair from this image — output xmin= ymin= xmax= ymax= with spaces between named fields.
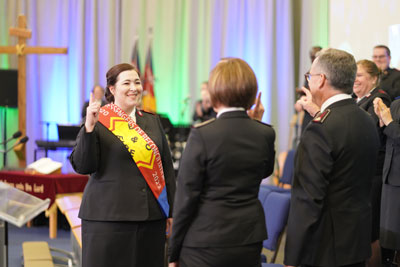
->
xmin=279 ymin=149 xmax=295 ymax=186
xmin=267 ymin=149 xmax=295 ymax=192
xmin=258 ymin=186 xmax=291 ymax=266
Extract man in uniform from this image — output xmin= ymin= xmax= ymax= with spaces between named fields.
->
xmin=372 ymin=45 xmax=400 ymax=100
xmin=284 ymin=48 xmax=380 ymax=267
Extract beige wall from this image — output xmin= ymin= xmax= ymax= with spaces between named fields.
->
xmin=329 ymin=0 xmax=400 ymax=67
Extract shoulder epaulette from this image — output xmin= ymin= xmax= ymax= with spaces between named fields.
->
xmin=378 ymin=89 xmax=388 ymax=95
xmin=313 ymin=109 xmax=331 ymax=124
xmin=194 ymin=118 xmax=216 ymax=128
xmin=137 ymin=109 xmax=156 ymax=117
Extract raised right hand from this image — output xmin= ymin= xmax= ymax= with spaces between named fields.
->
xmin=84 ymin=92 xmax=101 ymax=132
xmin=297 ymin=87 xmax=320 ymax=117
xmin=248 ymin=92 xmax=264 ymax=121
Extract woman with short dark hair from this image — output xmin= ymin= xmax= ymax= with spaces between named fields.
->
xmin=169 ymin=58 xmax=275 ymax=267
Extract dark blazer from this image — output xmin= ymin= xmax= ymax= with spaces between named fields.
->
xmin=356 ymin=88 xmax=391 ymax=174
xmin=70 ymin=110 xmax=176 ymax=221
xmin=379 ymin=67 xmax=400 ymax=101
xmin=357 ymin=88 xmax=391 ymax=124
xmin=169 ymin=111 xmax=275 ymax=262
xmin=382 ymin=99 xmax=400 ymax=186
xmin=192 ymin=100 xmax=217 ymax=123
xmin=284 ymin=98 xmax=379 ymax=267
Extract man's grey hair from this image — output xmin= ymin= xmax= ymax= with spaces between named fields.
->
xmin=315 ymin=48 xmax=357 ymax=94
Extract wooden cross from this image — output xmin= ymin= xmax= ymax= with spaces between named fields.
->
xmin=0 ymin=14 xmax=68 ymax=166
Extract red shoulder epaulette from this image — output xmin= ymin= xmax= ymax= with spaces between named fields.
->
xmin=137 ymin=109 xmax=156 ymax=117
xmin=378 ymin=89 xmax=388 ymax=95
xmin=313 ymin=109 xmax=331 ymax=124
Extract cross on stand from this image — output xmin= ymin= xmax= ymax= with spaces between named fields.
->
xmin=0 ymin=14 xmax=68 ymax=167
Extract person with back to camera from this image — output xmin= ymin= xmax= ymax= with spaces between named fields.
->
xmin=353 ymin=59 xmax=391 ymax=267
xmin=284 ymin=48 xmax=380 ymax=267
xmin=70 ymin=63 xmax=176 ymax=267
xmin=374 ymin=97 xmax=400 ymax=266
xmin=168 ymin=57 xmax=276 ymax=267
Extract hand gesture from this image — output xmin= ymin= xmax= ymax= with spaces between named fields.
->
xmin=248 ymin=92 xmax=265 ymax=121
xmin=85 ymin=92 xmax=101 ymax=132
xmin=373 ymin=97 xmax=393 ymax=127
xmin=297 ymin=87 xmax=320 ymax=117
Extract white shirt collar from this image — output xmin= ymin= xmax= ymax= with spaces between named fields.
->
xmin=321 ymin=94 xmax=352 ymax=112
xmin=129 ymin=107 xmax=137 ymax=123
xmin=356 ymin=87 xmax=376 ymax=103
xmin=217 ymin=107 xmax=245 ymax=118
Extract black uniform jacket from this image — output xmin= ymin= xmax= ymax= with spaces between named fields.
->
xmin=70 ymin=110 xmax=176 ymax=221
xmin=379 ymin=67 xmax=400 ymax=101
xmin=357 ymin=88 xmax=391 ymax=125
xmin=383 ymin=99 xmax=400 ymax=186
xmin=357 ymin=88 xmax=391 ymax=174
xmin=284 ymin=98 xmax=379 ymax=267
xmin=169 ymin=110 xmax=275 ymax=262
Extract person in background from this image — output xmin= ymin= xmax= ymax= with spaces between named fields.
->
xmin=192 ymin=81 xmax=217 ymax=123
xmin=81 ymin=85 xmax=107 ymax=119
xmin=292 ymin=46 xmax=323 ymax=147
xmin=374 ymin=97 xmax=400 ymax=266
xmin=70 ymin=63 xmax=176 ymax=267
xmin=169 ymin=58 xmax=275 ymax=267
xmin=353 ymin=59 xmax=391 ymax=267
xmin=372 ymin=45 xmax=400 ymax=101
xmin=303 ymin=46 xmax=323 ymax=91
xmin=285 ymin=48 xmax=379 ymax=267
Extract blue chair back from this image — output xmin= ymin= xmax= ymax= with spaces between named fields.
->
xmin=279 ymin=149 xmax=295 ymax=185
xmin=258 ymin=186 xmax=291 ymax=263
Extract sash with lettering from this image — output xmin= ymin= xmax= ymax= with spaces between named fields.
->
xmin=98 ymin=103 xmax=169 ymax=217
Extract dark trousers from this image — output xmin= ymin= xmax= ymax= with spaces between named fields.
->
xmin=179 ymin=242 xmax=262 ymax=267
xmin=82 ymin=219 xmax=166 ymax=267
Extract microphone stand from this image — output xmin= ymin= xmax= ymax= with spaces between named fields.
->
xmin=0 ymin=137 xmax=29 ymax=171
xmin=0 ymin=138 xmax=29 ymax=154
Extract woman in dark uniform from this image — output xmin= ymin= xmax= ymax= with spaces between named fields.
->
xmin=70 ymin=63 xmax=176 ymax=267
xmin=169 ymin=58 xmax=275 ymax=267
xmin=374 ymin=97 xmax=400 ymax=266
xmin=353 ymin=59 xmax=391 ymax=266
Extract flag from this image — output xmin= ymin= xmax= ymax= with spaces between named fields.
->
xmin=142 ymin=42 xmax=156 ymax=113
xmin=131 ymin=39 xmax=141 ymax=75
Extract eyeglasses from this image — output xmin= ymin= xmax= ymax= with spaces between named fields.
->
xmin=372 ymin=55 xmax=387 ymax=59
xmin=304 ymin=72 xmax=324 ymax=81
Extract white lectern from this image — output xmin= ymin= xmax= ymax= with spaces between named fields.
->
xmin=0 ymin=181 xmax=50 ymax=267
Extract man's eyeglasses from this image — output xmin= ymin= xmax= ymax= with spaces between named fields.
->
xmin=304 ymin=73 xmax=324 ymax=81
xmin=372 ymin=55 xmax=387 ymax=59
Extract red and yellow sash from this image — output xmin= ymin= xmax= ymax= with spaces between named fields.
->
xmin=98 ymin=104 xmax=169 ymax=217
